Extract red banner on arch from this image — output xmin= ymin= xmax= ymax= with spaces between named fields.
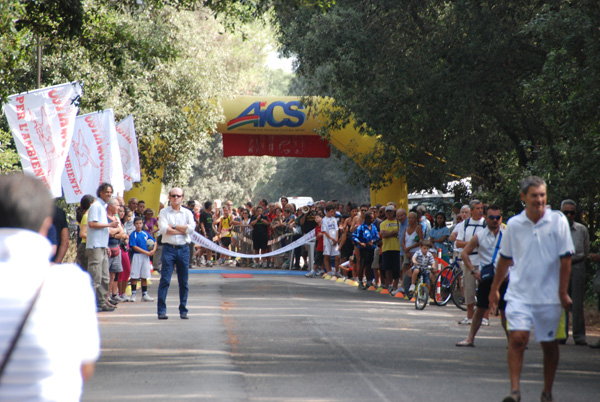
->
xmin=222 ymin=133 xmax=330 ymax=158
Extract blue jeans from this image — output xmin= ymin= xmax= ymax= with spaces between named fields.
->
xmin=157 ymin=244 xmax=190 ymax=316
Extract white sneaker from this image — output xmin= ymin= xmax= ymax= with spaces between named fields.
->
xmin=408 ymin=284 xmax=416 ymax=292
xmin=142 ymin=293 xmax=154 ymax=302
xmin=130 ymin=293 xmax=137 ymax=302
xmin=482 ymin=318 xmax=490 ymax=326
xmin=120 ymin=294 xmax=130 ymax=302
xmin=458 ymin=317 xmax=472 ymax=325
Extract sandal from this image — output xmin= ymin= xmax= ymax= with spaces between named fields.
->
xmin=456 ymin=340 xmax=475 ymax=347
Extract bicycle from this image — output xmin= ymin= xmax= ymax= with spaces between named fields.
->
xmin=433 ymin=256 xmax=467 ymax=311
xmin=410 ymin=265 xmax=432 ymax=310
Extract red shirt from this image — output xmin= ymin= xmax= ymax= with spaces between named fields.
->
xmin=316 ymin=226 xmax=323 ymax=251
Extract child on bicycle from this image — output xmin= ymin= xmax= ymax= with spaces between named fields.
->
xmin=408 ymin=239 xmax=437 ymax=296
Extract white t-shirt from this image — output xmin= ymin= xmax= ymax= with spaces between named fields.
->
xmin=321 ymin=216 xmax=338 ymax=246
xmin=0 ymin=229 xmax=100 ymax=401
xmin=500 ymin=209 xmax=574 ymax=304
xmin=451 ymin=221 xmax=464 ymax=252
xmin=456 ymin=217 xmax=486 ymax=266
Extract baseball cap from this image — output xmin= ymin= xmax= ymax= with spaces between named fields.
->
xmin=307 ymin=201 xmax=314 ymax=206
xmin=385 ymin=205 xmax=395 ymax=212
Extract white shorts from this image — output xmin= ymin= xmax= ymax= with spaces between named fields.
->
xmin=130 ymin=253 xmax=152 ymax=280
xmin=323 ymin=239 xmax=340 ymax=257
xmin=505 ymin=300 xmax=563 ymax=342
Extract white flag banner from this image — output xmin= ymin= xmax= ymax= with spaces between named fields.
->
xmin=190 ymin=229 xmax=316 ymax=259
xmin=115 ymin=114 xmax=141 ymax=191
xmin=61 ymin=109 xmax=125 ymax=203
xmin=2 ymin=82 xmax=82 ymax=197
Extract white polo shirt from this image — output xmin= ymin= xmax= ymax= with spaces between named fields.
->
xmin=477 ymin=226 xmax=504 ymax=268
xmin=500 ymin=209 xmax=574 ymax=305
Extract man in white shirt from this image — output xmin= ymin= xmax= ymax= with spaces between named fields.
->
xmin=455 ymin=200 xmax=487 ymax=325
xmin=490 ymin=177 xmax=574 ymax=402
xmin=157 ymin=187 xmax=196 ymax=320
xmin=456 ymin=205 xmax=506 ymax=347
xmin=0 ymin=173 xmax=100 ymax=401
xmin=86 ymin=182 xmax=119 ymax=312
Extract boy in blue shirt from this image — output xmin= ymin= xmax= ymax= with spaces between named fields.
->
xmin=129 ymin=216 xmax=156 ymax=302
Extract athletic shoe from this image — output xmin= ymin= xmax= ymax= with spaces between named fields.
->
xmin=217 ymin=258 xmax=224 ymax=265
xmin=589 ymin=340 xmax=600 ymax=348
xmin=142 ymin=293 xmax=154 ymax=302
xmin=388 ymin=285 xmax=393 ymax=293
xmin=130 ymin=293 xmax=137 ymax=302
xmin=408 ymin=284 xmax=415 ymax=292
xmin=458 ymin=317 xmax=472 ymax=325
xmin=120 ymin=294 xmax=130 ymax=302
xmin=206 ymin=261 xmax=213 ymax=267
xmin=482 ymin=318 xmax=490 ymax=326
xmin=111 ymin=294 xmax=125 ymax=302
xmin=502 ymin=390 xmax=521 ymax=402
xmin=305 ymin=272 xmax=316 ymax=278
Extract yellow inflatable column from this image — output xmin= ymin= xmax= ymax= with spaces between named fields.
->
xmin=370 ymin=176 xmax=408 ymax=210
xmin=123 ymin=167 xmax=164 ymax=214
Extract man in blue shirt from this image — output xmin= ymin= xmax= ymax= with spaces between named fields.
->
xmin=396 ymin=209 xmax=409 ymax=293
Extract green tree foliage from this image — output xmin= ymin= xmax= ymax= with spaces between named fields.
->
xmin=0 ymin=1 xmax=281 ymax=187
xmin=185 ymin=133 xmax=277 ymax=205
xmin=270 ymin=0 xmax=600 ymax=224
xmin=254 ymin=151 xmax=371 ymax=205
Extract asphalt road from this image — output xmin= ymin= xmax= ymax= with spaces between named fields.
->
xmin=83 ymin=269 xmax=600 ymax=401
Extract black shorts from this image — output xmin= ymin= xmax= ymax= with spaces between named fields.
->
xmin=476 ymin=277 xmax=509 ymax=310
xmin=340 ymin=239 xmax=354 ymax=259
xmin=252 ymin=234 xmax=268 ymax=251
xmin=498 ymin=279 xmax=508 ymax=311
xmin=221 ymin=237 xmax=231 ymax=249
xmin=315 ymin=251 xmax=324 ymax=266
xmin=359 ymin=248 xmax=374 ymax=269
xmin=381 ymin=251 xmax=400 ymax=279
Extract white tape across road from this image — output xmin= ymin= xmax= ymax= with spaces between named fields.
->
xmin=189 ymin=229 xmax=316 ymax=259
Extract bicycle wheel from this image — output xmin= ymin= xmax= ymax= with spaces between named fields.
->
xmin=450 ymin=272 xmax=467 ymax=311
xmin=415 ymin=282 xmax=428 ymax=310
xmin=433 ymin=267 xmax=453 ymax=306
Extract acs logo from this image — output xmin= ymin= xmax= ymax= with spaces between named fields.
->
xmin=227 ymin=100 xmax=306 ymax=130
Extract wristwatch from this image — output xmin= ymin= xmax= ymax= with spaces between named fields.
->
xmin=172 ymin=223 xmax=177 ymax=229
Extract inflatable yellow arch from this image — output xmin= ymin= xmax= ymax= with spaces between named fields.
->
xmin=126 ymin=96 xmax=407 ymax=210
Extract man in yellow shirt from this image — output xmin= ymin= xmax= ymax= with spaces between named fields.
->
xmin=379 ymin=205 xmax=401 ymax=294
